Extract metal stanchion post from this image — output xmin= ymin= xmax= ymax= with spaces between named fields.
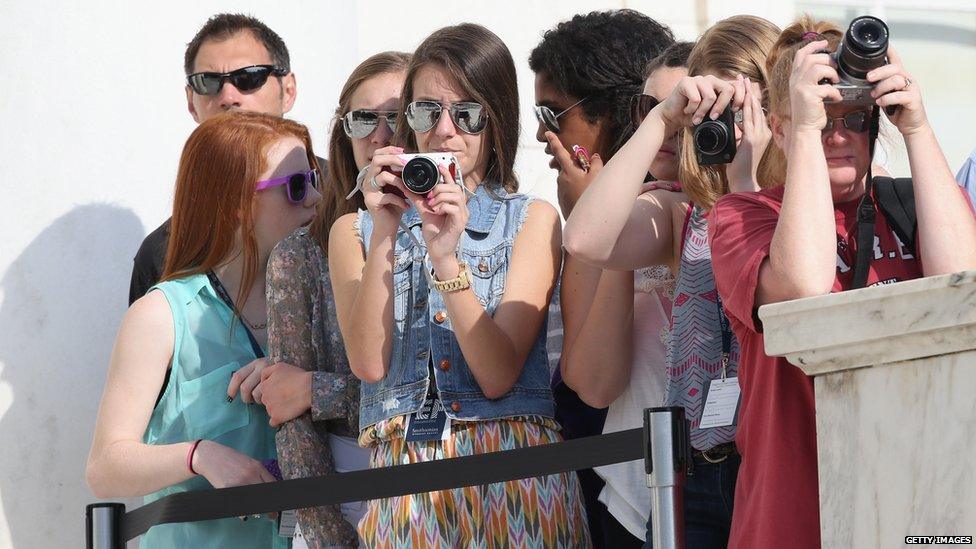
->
xmin=86 ymin=502 xmax=125 ymax=549
xmin=644 ymin=406 xmax=689 ymax=549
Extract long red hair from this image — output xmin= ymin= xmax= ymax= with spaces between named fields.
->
xmin=162 ymin=111 xmax=317 ymax=309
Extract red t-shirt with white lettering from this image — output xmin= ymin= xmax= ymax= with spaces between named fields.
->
xmin=707 ymin=185 xmax=925 ymax=549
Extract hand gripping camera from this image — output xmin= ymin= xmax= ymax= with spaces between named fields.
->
xmin=392 ymin=153 xmax=463 ymax=195
xmin=692 ymin=107 xmax=742 ymax=165
xmin=829 ymin=15 xmax=890 ymax=106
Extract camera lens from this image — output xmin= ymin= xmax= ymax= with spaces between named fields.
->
xmin=401 ymin=157 xmax=439 ymax=194
xmin=848 ymin=16 xmax=888 ymax=55
xmin=837 ymin=16 xmax=889 ymax=80
xmin=693 ymin=121 xmax=729 ymax=156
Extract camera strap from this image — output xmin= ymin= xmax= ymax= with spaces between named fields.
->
xmin=851 ymin=109 xmax=919 ymax=288
xmin=851 ymin=108 xmax=882 ymax=289
xmin=345 ymin=165 xmax=372 ymax=200
xmin=398 ymin=161 xmax=469 ymax=288
xmin=346 ymin=158 xmax=470 ymax=288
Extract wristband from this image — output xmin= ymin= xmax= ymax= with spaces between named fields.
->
xmin=187 ymin=439 xmax=203 ymax=475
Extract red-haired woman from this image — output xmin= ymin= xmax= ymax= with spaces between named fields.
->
xmin=86 ymin=111 xmax=321 ymax=548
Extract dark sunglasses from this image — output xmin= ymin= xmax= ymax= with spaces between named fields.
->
xmin=255 ymin=169 xmax=319 ymax=203
xmin=186 ymin=65 xmax=287 ymax=96
xmin=824 ymin=110 xmax=871 ymax=133
xmin=630 ymin=94 xmax=660 ymax=131
xmin=342 ymin=110 xmax=398 ymax=139
xmin=533 ymin=97 xmax=587 ymax=134
xmin=406 ymin=101 xmax=488 ymax=134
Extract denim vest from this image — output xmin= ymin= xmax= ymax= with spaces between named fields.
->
xmin=357 ymin=185 xmax=554 ymax=430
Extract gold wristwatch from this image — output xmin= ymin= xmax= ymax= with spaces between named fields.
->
xmin=431 ymin=261 xmax=471 ymax=293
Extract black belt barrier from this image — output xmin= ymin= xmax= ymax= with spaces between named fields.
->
xmin=87 ymin=427 xmax=646 ymax=545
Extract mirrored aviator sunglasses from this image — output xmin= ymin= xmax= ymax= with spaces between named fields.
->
xmin=630 ymin=93 xmax=659 ymax=132
xmin=405 ymin=101 xmax=488 ymax=134
xmin=255 ymin=169 xmax=319 ymax=203
xmin=186 ymin=65 xmax=285 ymax=96
xmin=533 ymin=96 xmax=588 ymax=134
xmin=342 ymin=110 xmax=398 ymax=139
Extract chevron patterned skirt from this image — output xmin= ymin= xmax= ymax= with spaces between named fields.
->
xmin=357 ymin=416 xmax=592 ymax=548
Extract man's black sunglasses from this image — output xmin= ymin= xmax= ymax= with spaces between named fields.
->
xmin=186 ymin=65 xmax=287 ymax=96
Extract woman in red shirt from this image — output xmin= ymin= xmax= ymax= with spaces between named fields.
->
xmin=708 ymin=16 xmax=976 ymax=549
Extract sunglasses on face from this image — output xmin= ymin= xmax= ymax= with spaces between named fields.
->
xmin=534 ymin=96 xmax=588 ymax=134
xmin=255 ymin=169 xmax=319 ymax=203
xmin=823 ymin=110 xmax=871 ymax=133
xmin=630 ymin=94 xmax=660 ymax=131
xmin=186 ymin=65 xmax=287 ymax=96
xmin=342 ymin=110 xmax=398 ymax=139
xmin=406 ymin=101 xmax=488 ymax=134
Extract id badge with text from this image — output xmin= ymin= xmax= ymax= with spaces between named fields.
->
xmin=404 ymin=397 xmax=452 ymax=442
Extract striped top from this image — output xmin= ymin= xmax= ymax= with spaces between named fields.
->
xmin=664 ymin=205 xmax=740 ymax=451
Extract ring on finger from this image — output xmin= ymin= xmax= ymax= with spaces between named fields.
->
xmin=903 ymin=76 xmax=912 ymax=89
xmin=370 ymin=176 xmax=380 ymax=190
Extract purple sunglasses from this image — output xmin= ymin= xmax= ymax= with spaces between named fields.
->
xmin=255 ymin=169 xmax=319 ymax=203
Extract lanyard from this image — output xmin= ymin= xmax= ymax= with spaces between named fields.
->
xmin=716 ymin=294 xmax=732 ymax=380
xmin=206 ymin=270 xmax=266 ymax=359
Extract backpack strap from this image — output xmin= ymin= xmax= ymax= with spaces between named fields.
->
xmin=874 ymin=176 xmax=917 ymax=255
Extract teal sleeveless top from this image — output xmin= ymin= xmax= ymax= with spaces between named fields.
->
xmin=142 ymin=273 xmax=288 ymax=549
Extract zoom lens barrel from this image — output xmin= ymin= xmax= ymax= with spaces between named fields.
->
xmin=836 ymin=16 xmax=889 ymax=80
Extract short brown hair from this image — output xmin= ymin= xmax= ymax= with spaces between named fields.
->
xmin=184 ymin=13 xmax=290 ymax=75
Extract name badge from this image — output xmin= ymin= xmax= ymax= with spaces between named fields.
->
xmin=277 ymin=509 xmax=299 ymax=538
xmin=698 ymin=377 xmax=741 ymax=429
xmin=404 ymin=397 xmax=452 ymax=442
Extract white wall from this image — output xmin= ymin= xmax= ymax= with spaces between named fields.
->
xmin=0 ymin=1 xmax=971 ymax=547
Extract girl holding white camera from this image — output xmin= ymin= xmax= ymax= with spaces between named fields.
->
xmin=329 ymin=24 xmax=590 ymax=547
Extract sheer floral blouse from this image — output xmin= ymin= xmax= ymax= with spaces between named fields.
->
xmin=266 ymin=227 xmax=360 ymax=547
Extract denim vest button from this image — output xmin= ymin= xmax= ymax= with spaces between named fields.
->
xmin=355 ymin=189 xmax=555 ymax=431
xmin=438 ymin=359 xmax=451 ymax=371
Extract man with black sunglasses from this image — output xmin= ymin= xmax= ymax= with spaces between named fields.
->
xmin=128 ymin=13 xmax=324 ymax=305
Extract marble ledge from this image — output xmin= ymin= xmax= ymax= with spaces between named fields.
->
xmin=757 ymin=270 xmax=976 ymax=376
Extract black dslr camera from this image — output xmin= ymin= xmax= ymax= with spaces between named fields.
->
xmin=830 ymin=15 xmax=889 ymax=106
xmin=693 ymin=106 xmax=739 ymax=165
